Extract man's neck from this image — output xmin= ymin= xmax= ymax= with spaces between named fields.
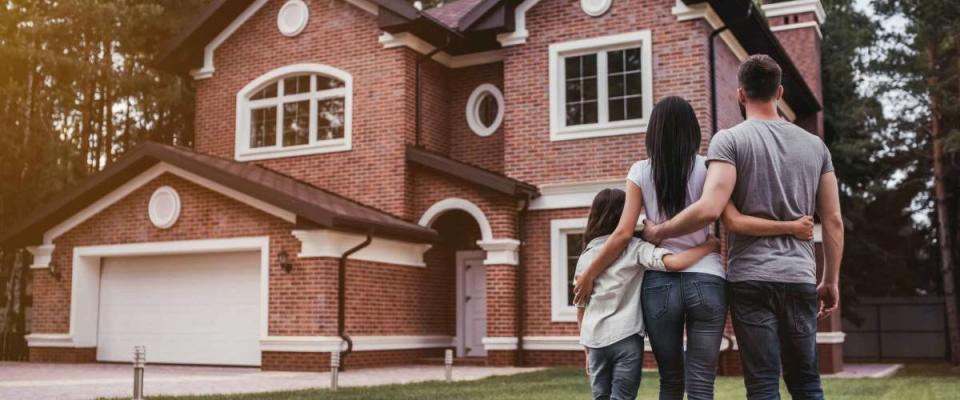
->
xmin=744 ymin=101 xmax=781 ymax=121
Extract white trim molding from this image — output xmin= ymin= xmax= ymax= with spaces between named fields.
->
xmin=60 ymin=237 xmax=271 ymax=349
xmin=259 ymin=335 xmax=454 ymax=353
xmin=762 ymin=0 xmax=826 ymax=24
xmin=550 ymin=218 xmax=587 ymax=322
xmin=581 ymin=0 xmax=612 ymax=17
xmin=190 ymin=0 xmax=377 ymax=80
xmin=379 ymin=33 xmax=505 ymax=68
xmin=148 ymin=186 xmax=182 ymax=229
xmin=260 ymin=336 xmax=345 ymax=352
xmin=37 ymin=163 xmax=296 ymax=257
xmin=481 ymin=336 xmax=519 ymax=351
xmin=466 ymin=84 xmax=505 ymax=137
xmin=26 ymin=244 xmax=55 ymax=269
xmin=419 ymin=198 xmax=494 ymax=242
xmin=293 ymin=229 xmax=432 ymax=268
xmin=549 ymin=30 xmax=654 ymax=141
xmin=24 ymin=333 xmax=78 ymax=348
xmin=496 ymin=0 xmax=540 ymax=46
xmin=529 ymin=179 xmax=623 ymax=210
xmin=477 ymin=239 xmax=520 ymax=266
xmin=770 ymin=21 xmax=823 ymax=39
xmin=235 ymin=63 xmax=353 ymax=161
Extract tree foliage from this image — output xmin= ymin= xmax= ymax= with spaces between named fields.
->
xmin=0 ymin=0 xmax=207 ymax=359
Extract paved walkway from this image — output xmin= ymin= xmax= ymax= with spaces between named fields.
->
xmin=0 ymin=362 xmax=542 ymax=400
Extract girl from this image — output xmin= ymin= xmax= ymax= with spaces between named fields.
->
xmin=575 ymin=188 xmax=718 ymax=400
xmin=575 ymin=96 xmax=812 ymax=400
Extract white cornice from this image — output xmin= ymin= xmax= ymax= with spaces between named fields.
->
xmin=259 ymin=335 xmax=454 ymax=352
xmin=293 ymin=229 xmax=432 ymax=268
xmin=378 ymin=33 xmax=505 ymax=68
xmin=481 ymin=336 xmax=519 ymax=351
xmin=770 ymin=21 xmax=823 ymax=39
xmin=477 ymin=239 xmax=521 ymax=266
xmin=529 ymin=179 xmax=623 ymax=211
xmin=762 ymin=0 xmax=826 ymax=24
xmin=24 ymin=333 xmax=77 ymax=348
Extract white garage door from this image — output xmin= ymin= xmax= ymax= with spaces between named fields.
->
xmin=97 ymin=251 xmax=261 ymax=366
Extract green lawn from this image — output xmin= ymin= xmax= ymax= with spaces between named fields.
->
xmin=110 ymin=364 xmax=960 ymax=400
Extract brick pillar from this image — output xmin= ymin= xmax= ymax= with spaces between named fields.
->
xmin=485 ymin=263 xmax=517 ymax=366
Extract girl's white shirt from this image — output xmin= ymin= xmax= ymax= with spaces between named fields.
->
xmin=627 ymin=155 xmax=725 ymax=278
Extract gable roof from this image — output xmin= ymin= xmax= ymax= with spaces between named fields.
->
xmin=423 ymin=0 xmax=486 ymax=29
xmin=406 ymin=145 xmax=539 ymax=199
xmin=0 ymin=143 xmax=438 ymax=247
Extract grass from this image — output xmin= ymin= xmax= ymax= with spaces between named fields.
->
xmin=107 ymin=364 xmax=960 ymax=400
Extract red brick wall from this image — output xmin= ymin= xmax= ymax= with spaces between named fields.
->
xmin=522 ymin=208 xmax=587 ymax=337
xmin=29 ymin=347 xmax=96 ymax=363
xmin=194 ymin=0 xmax=415 ymax=217
xmin=502 ymin=0 xmax=715 ymax=186
xmin=262 ymin=348 xmax=446 ymax=372
xmin=412 ymin=168 xmax=517 ymax=239
xmin=768 ymin=12 xmax=824 ymax=136
xmin=33 ymin=173 xmax=304 ymax=336
xmin=447 ymin=63 xmax=506 ymax=173
xmin=714 ymin=34 xmax=745 ymax=133
xmin=344 ymin=259 xmax=454 ymax=336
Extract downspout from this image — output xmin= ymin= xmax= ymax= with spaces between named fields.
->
xmin=708 ymin=25 xmax=729 ymax=136
xmin=337 ymin=232 xmax=373 ymax=369
xmin=514 ymin=198 xmax=530 ymax=366
xmin=415 ymin=35 xmax=452 ymax=148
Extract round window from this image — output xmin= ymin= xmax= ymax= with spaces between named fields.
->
xmin=580 ymin=0 xmax=612 ymax=16
xmin=466 ymin=84 xmax=504 ymax=137
xmin=277 ymin=0 xmax=309 ymax=37
xmin=148 ymin=186 xmax=181 ymax=229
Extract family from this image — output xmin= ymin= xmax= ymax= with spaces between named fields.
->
xmin=571 ymin=54 xmax=845 ymax=400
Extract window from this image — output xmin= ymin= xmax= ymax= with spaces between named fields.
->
xmin=551 ymin=218 xmax=588 ymax=322
xmin=236 ymin=64 xmax=352 ymax=161
xmin=466 ymin=84 xmax=505 ymax=137
xmin=549 ymin=31 xmax=653 ymax=141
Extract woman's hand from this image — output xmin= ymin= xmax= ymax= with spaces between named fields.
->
xmin=707 ymin=235 xmax=721 ymax=252
xmin=791 ymin=216 xmax=815 ymax=240
xmin=573 ymin=274 xmax=594 ymax=307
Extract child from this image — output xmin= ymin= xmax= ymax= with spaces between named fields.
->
xmin=575 ymin=188 xmax=718 ymax=400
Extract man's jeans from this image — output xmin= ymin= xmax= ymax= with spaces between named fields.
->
xmin=642 ymin=271 xmax=726 ymax=400
xmin=587 ymin=334 xmax=645 ymax=400
xmin=729 ymin=281 xmax=825 ymax=400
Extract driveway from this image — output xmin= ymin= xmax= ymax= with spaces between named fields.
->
xmin=0 ymin=362 xmax=541 ymax=400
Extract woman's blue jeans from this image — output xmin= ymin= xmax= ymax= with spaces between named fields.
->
xmin=642 ymin=271 xmax=726 ymax=400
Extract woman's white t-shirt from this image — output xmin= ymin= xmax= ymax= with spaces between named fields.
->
xmin=627 ymin=155 xmax=725 ymax=278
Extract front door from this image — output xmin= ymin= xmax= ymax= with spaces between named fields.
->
xmin=457 ymin=251 xmax=487 ymax=357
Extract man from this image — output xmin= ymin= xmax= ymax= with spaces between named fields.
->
xmin=642 ymin=54 xmax=844 ymax=400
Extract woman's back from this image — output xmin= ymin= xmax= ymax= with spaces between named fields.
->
xmin=627 ymin=155 xmax=724 ymax=277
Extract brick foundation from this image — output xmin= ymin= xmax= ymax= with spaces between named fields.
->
xmin=486 ymin=350 xmax=515 ymax=366
xmin=262 ymin=348 xmax=447 ymax=372
xmin=28 ymin=347 xmax=97 ymax=363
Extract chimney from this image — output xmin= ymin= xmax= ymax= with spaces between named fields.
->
xmin=762 ymin=0 xmax=826 ymax=135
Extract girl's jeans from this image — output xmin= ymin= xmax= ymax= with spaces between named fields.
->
xmin=587 ymin=334 xmax=645 ymax=400
xmin=642 ymin=271 xmax=727 ymax=400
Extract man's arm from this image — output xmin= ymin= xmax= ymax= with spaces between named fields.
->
xmin=722 ymin=202 xmax=814 ymax=240
xmin=816 ymin=171 xmax=844 ymax=318
xmin=644 ymin=162 xmax=737 ymax=243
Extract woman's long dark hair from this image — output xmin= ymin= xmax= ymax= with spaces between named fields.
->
xmin=645 ymin=96 xmax=702 ymax=219
xmin=582 ymin=189 xmax=626 ymax=248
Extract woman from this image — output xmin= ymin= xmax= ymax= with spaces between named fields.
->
xmin=573 ymin=96 xmax=811 ymax=399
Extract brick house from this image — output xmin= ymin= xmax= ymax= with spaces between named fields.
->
xmin=2 ymin=0 xmax=843 ymax=373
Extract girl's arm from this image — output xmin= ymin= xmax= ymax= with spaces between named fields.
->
xmin=721 ymin=202 xmax=814 ymax=240
xmin=572 ymin=181 xmax=645 ymax=306
xmin=575 ymin=286 xmax=589 ymax=375
xmin=662 ymin=237 xmax=719 ymax=271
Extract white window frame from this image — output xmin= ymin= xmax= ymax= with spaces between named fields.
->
xmin=235 ymin=63 xmax=352 ymax=161
xmin=550 ymin=217 xmax=588 ymax=322
xmin=466 ymin=83 xmax=505 ymax=137
xmin=548 ymin=30 xmax=653 ymax=141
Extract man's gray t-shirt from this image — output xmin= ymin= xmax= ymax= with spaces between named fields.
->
xmin=707 ymin=119 xmax=834 ymax=284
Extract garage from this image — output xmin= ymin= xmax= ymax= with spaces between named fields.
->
xmin=96 ymin=251 xmax=261 ymax=366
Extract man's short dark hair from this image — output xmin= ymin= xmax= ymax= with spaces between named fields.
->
xmin=738 ymin=54 xmax=782 ymax=101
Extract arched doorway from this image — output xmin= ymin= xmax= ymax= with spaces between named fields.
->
xmin=419 ymin=199 xmax=491 ymax=358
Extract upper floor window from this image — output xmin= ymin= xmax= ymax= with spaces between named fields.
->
xmin=549 ymin=31 xmax=653 ymax=141
xmin=236 ymin=64 xmax=352 ymax=161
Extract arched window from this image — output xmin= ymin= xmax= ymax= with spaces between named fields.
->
xmin=235 ymin=64 xmax=352 ymax=161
